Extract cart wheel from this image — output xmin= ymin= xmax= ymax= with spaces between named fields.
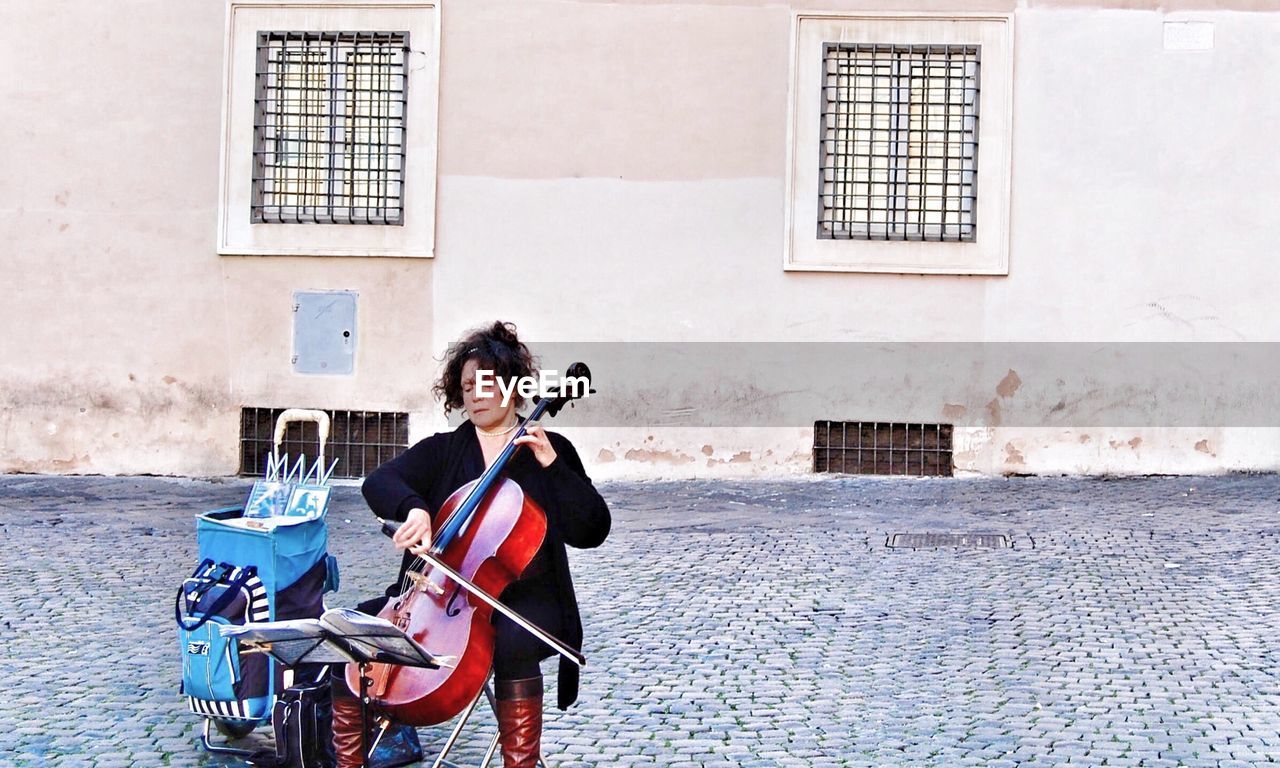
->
xmin=213 ymin=718 xmax=256 ymax=739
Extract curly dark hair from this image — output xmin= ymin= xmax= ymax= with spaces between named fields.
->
xmin=433 ymin=321 xmax=538 ymax=414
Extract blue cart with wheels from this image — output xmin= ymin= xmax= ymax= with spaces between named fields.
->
xmin=176 ymin=409 xmax=340 ymax=756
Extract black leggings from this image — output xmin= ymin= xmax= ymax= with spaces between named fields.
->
xmin=491 ymin=574 xmax=560 ymax=682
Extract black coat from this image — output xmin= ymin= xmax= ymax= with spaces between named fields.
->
xmin=360 ymin=419 xmax=611 ymax=709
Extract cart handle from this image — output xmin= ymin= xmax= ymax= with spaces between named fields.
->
xmin=273 ymin=409 xmax=331 ymax=468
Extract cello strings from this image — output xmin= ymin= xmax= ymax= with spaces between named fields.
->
xmin=394 ymin=414 xmax=531 ymax=599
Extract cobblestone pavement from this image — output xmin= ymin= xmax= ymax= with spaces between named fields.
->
xmin=2 ymin=474 xmax=1280 ymax=767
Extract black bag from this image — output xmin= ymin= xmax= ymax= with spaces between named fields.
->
xmin=368 ymin=723 xmax=423 ymax=768
xmin=248 ymin=670 xmax=423 ymax=768
xmin=249 ymin=673 xmax=335 ymax=768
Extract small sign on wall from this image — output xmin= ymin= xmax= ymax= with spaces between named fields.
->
xmin=293 ymin=291 xmax=357 ymax=375
xmin=1163 ymin=21 xmax=1214 ymax=51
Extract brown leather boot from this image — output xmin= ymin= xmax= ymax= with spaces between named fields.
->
xmin=331 ymin=684 xmax=368 ymax=768
xmin=495 ymin=676 xmax=544 ymax=768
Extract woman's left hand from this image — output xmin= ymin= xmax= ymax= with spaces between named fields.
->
xmin=513 ymin=421 xmax=558 ymax=468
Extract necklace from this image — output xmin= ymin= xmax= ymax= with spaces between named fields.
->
xmin=475 ymin=418 xmax=520 ymax=437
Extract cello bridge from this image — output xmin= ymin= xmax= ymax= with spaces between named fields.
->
xmin=407 ymin=570 xmax=445 ymax=596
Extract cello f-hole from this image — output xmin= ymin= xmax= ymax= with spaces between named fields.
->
xmin=445 ymin=584 xmax=464 ymax=617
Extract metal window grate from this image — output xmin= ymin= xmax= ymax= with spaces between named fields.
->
xmin=239 ymin=407 xmax=410 ymax=480
xmin=818 ymin=44 xmax=980 ymax=242
xmin=813 ymin=421 xmax=953 ymax=476
xmin=252 ymin=31 xmax=409 ymax=225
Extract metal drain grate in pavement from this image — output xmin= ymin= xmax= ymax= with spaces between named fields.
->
xmin=888 ymin=533 xmax=1011 ymax=549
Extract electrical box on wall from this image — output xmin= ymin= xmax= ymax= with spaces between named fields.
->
xmin=292 ymin=291 xmax=356 ymax=375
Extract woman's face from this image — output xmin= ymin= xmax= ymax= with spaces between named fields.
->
xmin=461 ymin=357 xmax=516 ymax=429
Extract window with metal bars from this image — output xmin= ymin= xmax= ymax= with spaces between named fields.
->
xmin=813 ymin=421 xmax=953 ymax=476
xmin=252 ymin=31 xmax=409 ymax=225
xmin=818 ymin=44 xmax=980 ymax=242
xmin=239 ymin=407 xmax=410 ymax=480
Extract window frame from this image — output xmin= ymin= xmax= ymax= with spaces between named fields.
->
xmin=218 ymin=1 xmax=439 ymax=258
xmin=785 ymin=12 xmax=1014 ymax=275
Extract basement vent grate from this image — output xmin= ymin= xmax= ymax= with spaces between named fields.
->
xmin=814 ymin=421 xmax=953 ymax=476
xmin=888 ymin=533 xmax=1010 ymax=549
xmin=239 ymin=407 xmax=410 ymax=480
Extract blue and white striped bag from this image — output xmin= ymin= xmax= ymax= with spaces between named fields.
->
xmin=177 ymin=559 xmax=273 ymax=720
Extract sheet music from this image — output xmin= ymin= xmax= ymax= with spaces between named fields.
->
xmin=218 ymin=609 xmax=441 ymax=669
xmin=220 ymin=617 xmax=326 ymax=643
xmin=318 ymin=609 xmax=440 ymax=667
xmin=219 ymin=618 xmax=353 ymax=665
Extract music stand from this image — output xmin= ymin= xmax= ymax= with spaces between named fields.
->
xmin=225 ymin=608 xmax=444 ymax=768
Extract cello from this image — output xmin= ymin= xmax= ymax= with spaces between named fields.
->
xmin=346 ymin=363 xmax=592 ymax=726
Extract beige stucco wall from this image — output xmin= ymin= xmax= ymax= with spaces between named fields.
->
xmin=2 ymin=0 xmax=1277 ymax=478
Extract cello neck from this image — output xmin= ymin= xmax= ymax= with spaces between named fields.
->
xmin=430 ymin=397 xmax=552 ymax=553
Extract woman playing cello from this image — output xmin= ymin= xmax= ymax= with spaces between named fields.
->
xmin=330 ymin=321 xmax=611 ymax=767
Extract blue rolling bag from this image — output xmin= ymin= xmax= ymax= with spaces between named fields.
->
xmin=176 ymin=410 xmax=340 ymax=756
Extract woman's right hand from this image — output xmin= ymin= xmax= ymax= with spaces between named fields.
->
xmin=393 ymin=507 xmax=434 ymax=554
